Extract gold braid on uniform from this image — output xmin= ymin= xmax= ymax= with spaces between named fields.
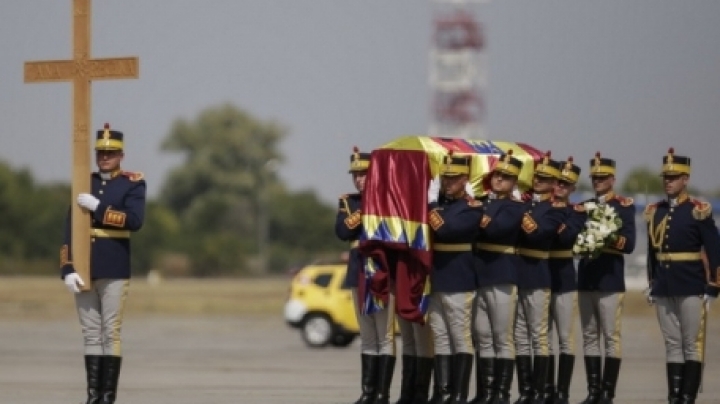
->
xmin=103 ymin=208 xmax=127 ymax=227
xmin=60 ymin=245 xmax=72 ymax=267
xmin=691 ymin=201 xmax=712 ymax=220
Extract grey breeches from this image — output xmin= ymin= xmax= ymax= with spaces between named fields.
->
xmin=655 ymin=296 xmax=706 ymax=363
xmin=429 ymin=291 xmax=475 ymax=355
xmin=397 ymin=316 xmax=434 ymax=358
xmin=515 ymin=288 xmax=551 ymax=357
xmin=474 ymin=284 xmax=517 ymax=359
xmin=352 ymin=288 xmax=396 ymax=356
xmin=548 ymin=291 xmax=578 ymax=355
xmin=75 ymin=279 xmax=130 ymax=356
xmin=579 ymin=291 xmax=624 ymax=358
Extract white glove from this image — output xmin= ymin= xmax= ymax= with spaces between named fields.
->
xmin=643 ymin=287 xmax=655 ymax=305
xmin=77 ymin=193 xmax=100 ymax=211
xmin=464 ymin=181 xmax=475 ymax=198
xmin=511 ymin=185 xmax=522 ymax=200
xmin=64 ymin=273 xmax=85 ymax=293
xmin=703 ymin=294 xmax=717 ymax=312
xmin=427 ymin=176 xmax=441 ymax=204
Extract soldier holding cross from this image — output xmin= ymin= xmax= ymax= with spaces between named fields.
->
xmin=61 ymin=125 xmax=146 ymax=404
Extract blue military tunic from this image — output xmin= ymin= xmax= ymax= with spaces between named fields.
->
xmin=577 ymin=192 xmax=636 ymax=292
xmin=516 ymin=195 xmax=567 ymax=290
xmin=549 ymin=204 xmax=587 ymax=293
xmin=61 ymin=171 xmax=146 ymax=280
xmin=429 ymin=195 xmax=483 ymax=293
xmin=474 ymin=194 xmax=526 ymax=287
xmin=646 ymin=194 xmax=720 ymax=297
xmin=335 ymin=193 xmax=363 ymax=288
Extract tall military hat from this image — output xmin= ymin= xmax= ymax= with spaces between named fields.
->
xmin=95 ymin=123 xmax=124 ymax=150
xmin=589 ymin=151 xmax=615 ymax=177
xmin=349 ymin=146 xmax=371 ymax=173
xmin=440 ymin=150 xmax=471 ymax=176
xmin=534 ymin=151 xmax=562 ymax=179
xmin=493 ymin=149 xmax=523 ymax=177
xmin=560 ymin=156 xmax=581 ymax=184
xmin=661 ymin=147 xmax=691 ymax=176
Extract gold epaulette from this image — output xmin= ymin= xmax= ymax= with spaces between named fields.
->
xmin=691 ymin=200 xmax=712 ymax=220
xmin=122 ymin=171 xmax=144 ymax=182
xmin=644 ymin=203 xmax=657 ymax=222
xmin=616 ymin=195 xmax=634 ymax=207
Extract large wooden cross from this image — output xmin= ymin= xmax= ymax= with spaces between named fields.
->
xmin=24 ymin=0 xmax=139 ymax=290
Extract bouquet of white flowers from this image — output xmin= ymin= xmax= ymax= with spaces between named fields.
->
xmin=572 ymin=201 xmax=623 ymax=259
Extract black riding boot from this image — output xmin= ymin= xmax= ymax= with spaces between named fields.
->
xmin=354 ymin=354 xmax=379 ymax=404
xmin=374 ymin=355 xmax=396 ymax=404
xmin=99 ymin=356 xmax=122 ymax=404
xmin=490 ymin=358 xmax=514 ymax=404
xmin=469 ymin=356 xmax=494 ymax=404
xmin=597 ymin=357 xmax=621 ymax=404
xmin=84 ymin=355 xmax=103 ymax=404
xmin=679 ymin=360 xmax=702 ymax=404
xmin=413 ymin=357 xmax=434 ymax=404
xmin=553 ymin=354 xmax=574 ymax=404
xmin=529 ymin=355 xmax=549 ymax=404
xmin=542 ymin=356 xmax=555 ymax=404
xmin=449 ymin=353 xmax=473 ymax=404
xmin=395 ymin=355 xmax=417 ymax=404
xmin=579 ymin=356 xmax=602 ymax=404
xmin=513 ymin=355 xmax=533 ymax=404
xmin=429 ymin=354 xmax=453 ymax=404
xmin=666 ymin=362 xmax=684 ymax=404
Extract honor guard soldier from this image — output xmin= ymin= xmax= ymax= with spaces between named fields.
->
xmin=427 ymin=152 xmax=484 ymax=404
xmin=547 ymin=157 xmax=586 ymax=404
xmin=61 ymin=124 xmax=146 ymax=404
xmin=514 ymin=152 xmax=566 ymax=404
xmin=645 ymin=148 xmax=720 ymax=404
xmin=577 ymin=153 xmax=635 ymax=404
xmin=471 ymin=150 xmax=526 ymax=404
xmin=336 ymin=148 xmax=396 ymax=404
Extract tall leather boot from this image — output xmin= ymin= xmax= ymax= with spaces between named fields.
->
xmin=597 ymin=357 xmax=621 ymax=404
xmin=491 ymin=358 xmax=514 ymax=404
xmin=354 ymin=354 xmax=379 ymax=404
xmin=374 ymin=355 xmax=397 ymax=404
xmin=84 ymin=355 xmax=103 ymax=404
xmin=449 ymin=353 xmax=473 ymax=404
xmin=99 ymin=356 xmax=122 ymax=404
xmin=429 ymin=354 xmax=453 ymax=404
xmin=513 ymin=355 xmax=533 ymax=404
xmin=579 ymin=356 xmax=602 ymax=404
xmin=469 ymin=356 xmax=495 ymax=404
xmin=395 ymin=355 xmax=417 ymax=404
xmin=530 ymin=356 xmax=549 ymax=404
xmin=679 ymin=360 xmax=702 ymax=404
xmin=543 ymin=356 xmax=555 ymax=404
xmin=413 ymin=357 xmax=434 ymax=404
xmin=554 ymin=354 xmax=575 ymax=404
xmin=666 ymin=362 xmax=684 ymax=404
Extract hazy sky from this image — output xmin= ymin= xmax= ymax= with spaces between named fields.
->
xmin=1 ymin=1 xmax=719 ymax=203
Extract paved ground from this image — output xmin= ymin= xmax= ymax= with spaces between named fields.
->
xmin=1 ymin=312 xmax=719 ymax=403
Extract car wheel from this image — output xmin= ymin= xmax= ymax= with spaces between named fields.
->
xmin=301 ymin=314 xmax=333 ymax=348
xmin=331 ymin=333 xmax=356 ymax=348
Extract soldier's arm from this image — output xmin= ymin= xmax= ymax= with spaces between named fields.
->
xmin=608 ymin=203 xmax=636 ymax=254
xmin=60 ymin=207 xmax=75 ymax=278
xmin=481 ymin=201 xmax=524 ymax=238
xmin=696 ymin=203 xmax=720 ymax=293
xmin=92 ymin=181 xmax=146 ymax=231
xmin=556 ymin=208 xmax=586 ymax=245
xmin=432 ymin=203 xmax=483 ymax=239
xmin=522 ymin=205 xmax=566 ymax=243
xmin=335 ymin=196 xmax=362 ymax=241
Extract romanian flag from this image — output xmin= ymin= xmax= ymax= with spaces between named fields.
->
xmin=358 ymin=149 xmax=432 ymax=324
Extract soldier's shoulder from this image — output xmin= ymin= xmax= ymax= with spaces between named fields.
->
xmin=121 ymin=171 xmax=144 ymax=182
xmin=615 ymin=195 xmax=634 ymax=207
xmin=690 ymin=198 xmax=712 ymax=220
xmin=643 ymin=202 xmax=659 ymax=221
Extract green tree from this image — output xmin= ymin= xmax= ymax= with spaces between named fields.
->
xmin=621 ymin=166 xmax=664 ymax=195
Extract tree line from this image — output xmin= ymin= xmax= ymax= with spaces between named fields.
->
xmin=1 ymin=103 xmax=717 ymax=277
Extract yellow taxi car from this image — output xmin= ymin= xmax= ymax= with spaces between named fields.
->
xmin=284 ymin=263 xmax=359 ymax=348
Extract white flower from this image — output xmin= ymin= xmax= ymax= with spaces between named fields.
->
xmin=573 ymin=201 xmax=624 ymax=259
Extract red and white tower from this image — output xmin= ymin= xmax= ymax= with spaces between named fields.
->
xmin=429 ymin=0 xmax=487 ymax=139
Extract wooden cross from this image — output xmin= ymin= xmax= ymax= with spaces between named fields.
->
xmin=24 ymin=0 xmax=139 ymax=290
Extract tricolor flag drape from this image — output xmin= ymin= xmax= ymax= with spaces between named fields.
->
xmin=358 ymin=149 xmax=433 ymax=324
